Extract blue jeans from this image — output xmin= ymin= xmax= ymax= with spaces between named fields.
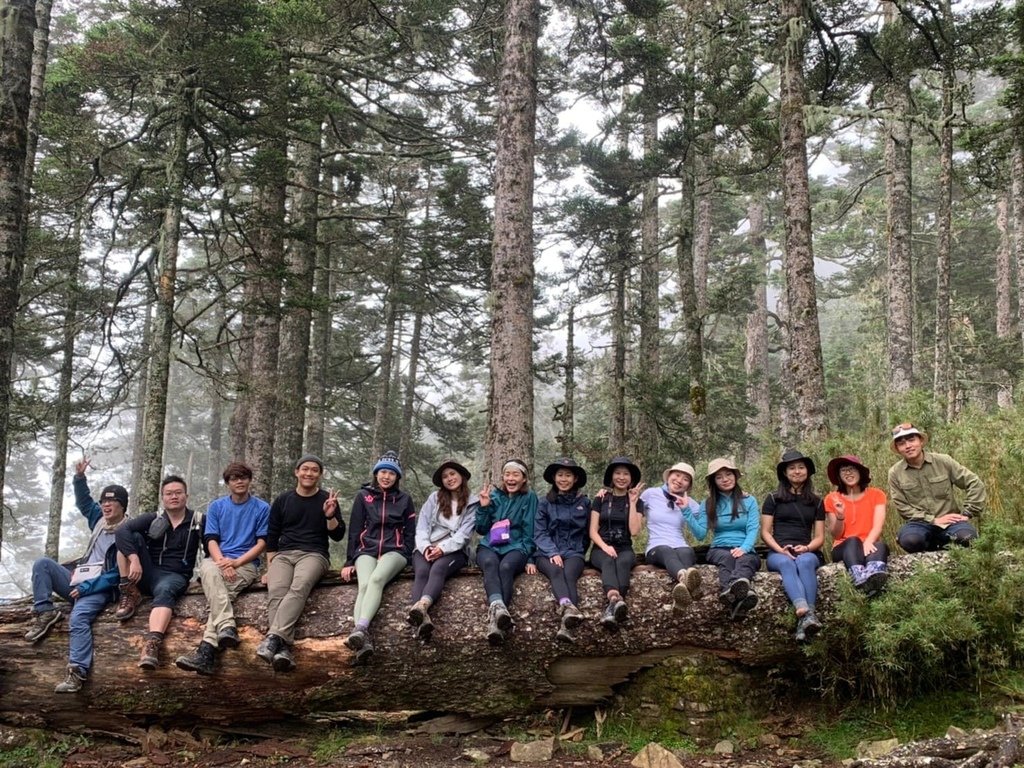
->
xmin=897 ymin=520 xmax=977 ymax=553
xmin=766 ymin=551 xmax=821 ymax=612
xmin=31 ymin=557 xmax=112 ymax=672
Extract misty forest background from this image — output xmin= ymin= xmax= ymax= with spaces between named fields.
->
xmin=2 ymin=0 xmax=1024 ymax=599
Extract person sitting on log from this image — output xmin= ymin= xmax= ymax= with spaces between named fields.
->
xmin=475 ymin=459 xmax=538 ymax=645
xmin=761 ymin=450 xmax=825 ymax=642
xmin=113 ymin=474 xmax=203 ymax=670
xmin=825 ymin=454 xmax=890 ymax=597
xmin=24 ymin=456 xmax=128 ymax=693
xmin=691 ymin=458 xmax=761 ymax=621
xmin=589 ymin=456 xmax=645 ymax=631
xmin=175 ymin=461 xmax=270 ymax=676
xmin=639 ymin=461 xmax=704 ymax=614
xmin=341 ymin=451 xmax=416 ymax=664
xmin=406 ymin=459 xmax=478 ymax=642
xmin=888 ymin=422 xmax=985 ymax=553
xmin=256 ymin=454 xmax=343 ymax=672
xmin=533 ymin=457 xmax=591 ymax=643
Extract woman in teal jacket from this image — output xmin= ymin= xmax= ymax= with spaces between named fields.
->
xmin=692 ymin=457 xmax=761 ymax=620
xmin=475 ymin=459 xmax=538 ymax=645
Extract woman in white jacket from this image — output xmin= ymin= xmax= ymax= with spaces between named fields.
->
xmin=406 ymin=460 xmax=478 ymax=640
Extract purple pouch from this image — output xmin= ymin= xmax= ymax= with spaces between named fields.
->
xmin=489 ymin=518 xmax=511 ymax=546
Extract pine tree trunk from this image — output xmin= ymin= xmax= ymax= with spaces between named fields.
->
xmin=1013 ymin=141 xmax=1024 ymax=359
xmin=484 ymin=0 xmax=539 ymax=479
xmin=996 ymin=195 xmax=1013 ymax=409
xmin=370 ymin=287 xmax=399 ymax=464
xmin=45 ymin=215 xmax=82 ymax=559
xmin=139 ymin=88 xmax=193 ymax=513
xmin=130 ymin=301 xmax=152 ymax=516
xmin=305 ymin=239 xmax=332 ymax=458
xmin=933 ymin=0 xmax=955 ymax=416
xmin=744 ymin=200 xmax=771 ymax=446
xmin=559 ymin=304 xmax=577 ymax=456
xmin=609 ymin=232 xmax=628 ymax=455
xmin=23 ymin=0 xmax=50 ymax=192
xmin=273 ymin=127 xmax=321 ymax=490
xmin=229 ymin=285 xmax=254 ymax=463
xmin=398 ymin=310 xmax=423 ymax=464
xmin=778 ymin=0 xmax=828 ymax=441
xmin=636 ymin=110 xmax=660 ymax=470
xmin=0 ymin=0 xmax=36 ymax=558
xmin=206 ymin=302 xmax=226 ymax=498
xmin=693 ymin=150 xmax=712 ymax=317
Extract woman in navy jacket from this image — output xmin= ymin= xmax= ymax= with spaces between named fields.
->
xmin=341 ymin=451 xmax=416 ymax=664
xmin=534 ymin=458 xmax=591 ymax=643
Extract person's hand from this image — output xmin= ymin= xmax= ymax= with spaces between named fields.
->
xmin=936 ymin=513 xmax=968 ymax=526
xmin=424 ymin=545 xmax=441 ymax=562
xmin=864 ymin=541 xmax=877 ymax=555
xmin=551 ymin=555 xmax=564 ymax=568
xmin=260 ymin=572 xmax=269 ymax=585
xmin=479 ymin=483 xmax=492 ymax=507
xmin=525 ymin=563 xmax=537 ymax=575
xmin=730 ymin=547 xmax=746 ymax=559
xmin=629 ymin=483 xmax=646 ymax=504
xmin=791 ymin=544 xmax=807 ymax=554
xmin=341 ymin=566 xmax=356 ymax=582
xmin=832 ymin=499 xmax=845 ymax=516
xmin=70 ymin=587 xmax=80 ymax=600
xmin=594 ymin=488 xmax=608 ymax=501
xmin=323 ymin=489 xmax=338 ymax=518
xmin=603 ymin=544 xmax=617 ymax=558
xmin=74 ymin=456 xmax=91 ymax=476
xmin=127 ymin=556 xmax=143 ymax=583
xmin=222 ymin=565 xmax=237 ymax=582
xmin=780 ymin=545 xmax=796 ymax=560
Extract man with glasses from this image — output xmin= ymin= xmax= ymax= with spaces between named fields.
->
xmin=114 ymin=475 xmax=203 ymax=669
xmin=888 ymin=423 xmax=985 ymax=552
xmin=175 ymin=462 xmax=269 ymax=676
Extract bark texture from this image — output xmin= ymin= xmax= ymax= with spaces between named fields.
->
xmin=933 ymin=0 xmax=955 ymax=416
xmin=744 ymin=200 xmax=771 ymax=445
xmin=996 ymin=195 xmax=1013 ymax=409
xmin=485 ymin=0 xmax=539 ymax=479
xmin=778 ymin=0 xmax=828 ymax=441
xmin=0 ymin=557 xmax=928 ymax=731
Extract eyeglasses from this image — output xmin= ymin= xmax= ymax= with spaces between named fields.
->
xmin=162 ymin=489 xmax=186 ymax=497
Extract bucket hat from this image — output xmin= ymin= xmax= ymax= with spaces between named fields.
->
xmin=826 ymin=455 xmax=872 ymax=488
xmin=432 ymin=459 xmax=472 ymax=487
xmin=543 ymin=457 xmax=587 ymax=489
xmin=706 ymin=457 xmax=740 ymax=479
xmin=662 ymin=462 xmax=696 ymax=484
xmin=776 ymin=449 xmax=816 ymax=483
xmin=602 ymin=456 xmax=641 ymax=488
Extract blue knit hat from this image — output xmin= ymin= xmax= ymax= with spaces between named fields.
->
xmin=373 ymin=450 xmax=403 ymax=479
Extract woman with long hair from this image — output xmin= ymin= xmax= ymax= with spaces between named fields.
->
xmin=640 ymin=462 xmax=704 ymax=612
xmin=691 ymin=458 xmax=760 ymax=620
xmin=824 ymin=454 xmax=889 ymax=596
xmin=761 ymin=450 xmax=825 ymax=641
xmin=534 ymin=457 xmax=591 ymax=643
xmin=341 ymin=451 xmax=416 ymax=664
xmin=406 ymin=460 xmax=478 ymax=640
xmin=589 ymin=456 xmax=644 ymax=631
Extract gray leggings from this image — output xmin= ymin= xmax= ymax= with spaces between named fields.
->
xmin=354 ymin=552 xmax=407 ymax=624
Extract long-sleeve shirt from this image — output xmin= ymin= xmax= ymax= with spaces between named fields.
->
xmin=475 ymin=488 xmax=538 ymax=557
xmin=71 ymin=474 xmax=123 ymax=597
xmin=266 ymin=489 xmax=346 ymax=558
xmin=415 ymin=491 xmax=477 ymax=556
xmin=346 ymin=484 xmax=416 ymax=566
xmin=693 ymin=494 xmax=760 ymax=552
xmin=115 ymin=509 xmax=203 ymax=576
xmin=534 ymin=493 xmax=590 ymax=558
xmin=888 ymin=451 xmax=986 ymax=523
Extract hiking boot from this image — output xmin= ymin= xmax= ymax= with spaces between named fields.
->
xmin=345 ymin=628 xmax=367 ymax=651
xmin=794 ymin=621 xmax=807 ymax=642
xmin=24 ymin=609 xmax=62 ymax=643
xmin=256 ymin=633 xmax=282 ymax=665
xmin=801 ymin=611 xmax=823 ymax=639
xmin=272 ymin=645 xmax=296 ymax=672
xmin=217 ymin=625 xmax=240 ymax=651
xmin=115 ymin=583 xmax=142 ymax=621
xmin=407 ymin=599 xmax=430 ymax=627
xmin=682 ymin=567 xmax=704 ymax=600
xmin=730 ymin=591 xmax=758 ymax=621
xmin=860 ymin=561 xmax=889 ymax=597
xmin=138 ymin=636 xmax=161 ymax=670
xmin=486 ymin=607 xmax=505 ymax=645
xmin=175 ymin=641 xmax=216 ymax=675
xmin=600 ymin=601 xmax=619 ymax=631
xmin=354 ymin=642 xmax=374 ymax=665
xmin=54 ymin=664 xmax=86 ymax=693
xmin=492 ymin=601 xmax=513 ymax=632
xmin=612 ymin=598 xmax=628 ymax=624
xmin=416 ymin=613 xmax=434 ymax=641
xmin=562 ymin=603 xmax=583 ymax=631
xmin=849 ymin=564 xmax=868 ymax=588
xmin=556 ymin=619 xmax=576 ymax=644
xmin=728 ymin=578 xmax=750 ymax=602
xmin=671 ymin=580 xmax=693 ymax=612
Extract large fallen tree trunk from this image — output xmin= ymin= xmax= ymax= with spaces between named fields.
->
xmin=0 ymin=554 xmax=941 ymax=731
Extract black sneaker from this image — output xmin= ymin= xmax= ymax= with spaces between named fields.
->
xmin=416 ymin=614 xmax=434 ymax=641
xmin=175 ymin=641 xmax=217 ymax=676
xmin=730 ymin=591 xmax=758 ymax=621
xmin=562 ymin=603 xmax=583 ymax=630
xmin=493 ymin=602 xmax=513 ymax=632
xmin=801 ymin=612 xmax=823 ymax=638
xmin=612 ymin=599 xmax=628 ymax=624
xmin=600 ymin=602 xmax=619 ymax=631
xmin=256 ymin=634 xmax=282 ymax=665
xmin=54 ymin=664 xmax=86 ymax=693
xmin=24 ymin=609 xmax=62 ymax=643
xmin=354 ymin=642 xmax=374 ymax=665
xmin=729 ymin=578 xmax=750 ymax=602
xmin=272 ymin=645 xmax=296 ymax=672
xmin=217 ymin=626 xmax=240 ymax=651
xmin=345 ymin=628 xmax=367 ymax=651
xmin=486 ymin=610 xmax=505 ymax=645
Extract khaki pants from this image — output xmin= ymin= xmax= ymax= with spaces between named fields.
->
xmin=198 ymin=558 xmax=260 ymax=647
xmin=265 ymin=550 xmax=329 ymax=644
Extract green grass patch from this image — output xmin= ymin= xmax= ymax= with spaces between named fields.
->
xmin=0 ymin=734 xmax=87 ymax=768
xmin=311 ymin=727 xmax=361 ymax=762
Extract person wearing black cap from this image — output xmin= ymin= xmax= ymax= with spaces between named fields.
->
xmin=24 ymin=456 xmax=128 ymax=693
xmin=341 ymin=451 xmax=416 ymax=663
xmin=761 ymin=450 xmax=825 ymax=641
xmin=256 ymin=454 xmax=344 ymax=672
xmin=534 ymin=458 xmax=591 ymax=643
xmin=589 ymin=456 xmax=645 ymax=630
xmin=406 ymin=459 xmax=478 ymax=640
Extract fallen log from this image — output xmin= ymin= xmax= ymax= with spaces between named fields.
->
xmin=0 ymin=554 xmax=941 ymax=731
xmin=851 ymin=716 xmax=1024 ymax=768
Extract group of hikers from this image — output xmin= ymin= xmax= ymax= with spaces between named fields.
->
xmin=23 ymin=421 xmax=985 ymax=693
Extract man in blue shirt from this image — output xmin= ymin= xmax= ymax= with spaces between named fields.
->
xmin=175 ymin=462 xmax=269 ymax=675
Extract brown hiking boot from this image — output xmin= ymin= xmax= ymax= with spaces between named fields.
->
xmin=24 ymin=609 xmax=62 ymax=643
xmin=138 ymin=636 xmax=161 ymax=670
xmin=115 ymin=583 xmax=142 ymax=621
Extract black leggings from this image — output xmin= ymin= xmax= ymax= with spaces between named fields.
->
xmin=535 ymin=555 xmax=585 ymax=605
xmin=476 ymin=547 xmax=528 ymax=606
xmin=410 ymin=550 xmax=468 ymax=606
xmin=589 ymin=546 xmax=635 ymax=597
xmin=831 ymin=537 xmax=889 ymax=570
xmin=646 ymin=545 xmax=697 ymax=577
